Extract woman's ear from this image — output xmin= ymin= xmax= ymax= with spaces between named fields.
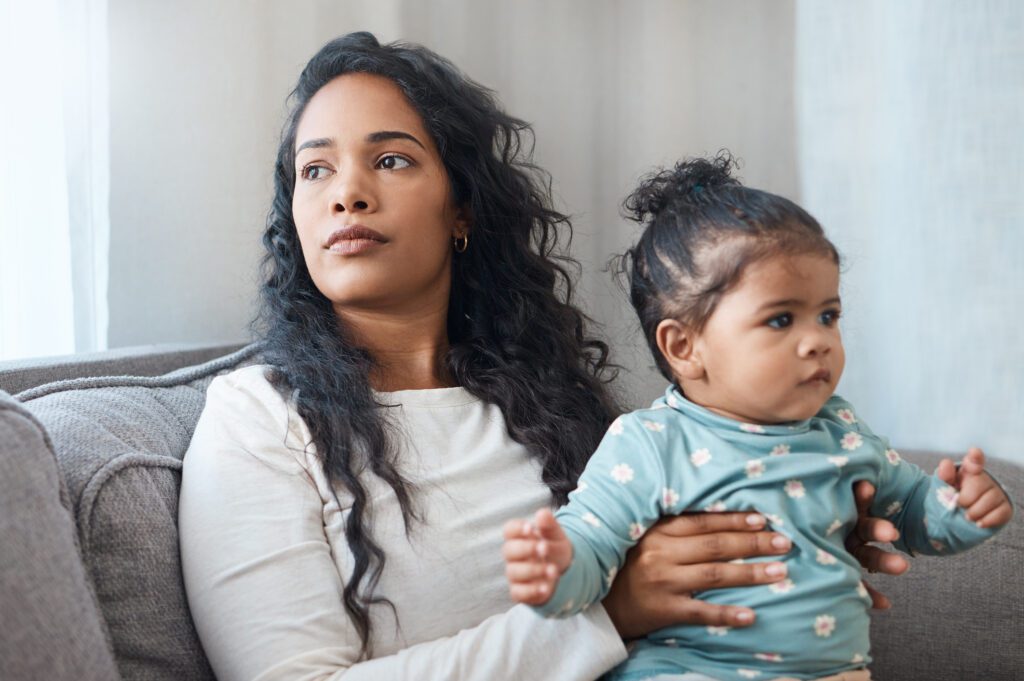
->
xmin=655 ymin=318 xmax=705 ymax=381
xmin=452 ymin=203 xmax=473 ymax=239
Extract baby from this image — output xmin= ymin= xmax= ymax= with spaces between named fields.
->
xmin=502 ymin=154 xmax=1012 ymax=681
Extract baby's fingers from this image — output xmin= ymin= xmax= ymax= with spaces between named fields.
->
xmin=506 ymin=561 xmax=558 ymax=584
xmin=959 ymin=447 xmax=986 ymax=477
xmin=977 ymin=500 xmax=1013 ymax=529
xmin=534 ymin=508 xmax=566 ymax=540
xmin=936 ymin=458 xmax=958 ymax=487
xmin=962 ymin=485 xmax=1011 ymax=528
xmin=503 ymin=538 xmax=541 ymax=561
xmin=508 ymin=581 xmax=554 ymax=605
xmin=503 ymin=518 xmax=534 ymax=540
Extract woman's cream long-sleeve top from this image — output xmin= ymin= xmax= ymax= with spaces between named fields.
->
xmin=179 ymin=365 xmax=627 ymax=681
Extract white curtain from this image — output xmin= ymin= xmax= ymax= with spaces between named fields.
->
xmin=0 ymin=0 xmax=108 ymax=361
xmin=795 ymin=1 xmax=1024 ymax=456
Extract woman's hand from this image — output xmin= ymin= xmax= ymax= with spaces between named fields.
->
xmin=604 ymin=484 xmax=920 ymax=640
xmin=602 ymin=512 xmax=791 ymax=639
xmin=845 ymin=480 xmax=910 ymax=610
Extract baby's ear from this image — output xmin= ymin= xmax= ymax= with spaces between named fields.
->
xmin=656 ymin=319 xmax=705 ymax=380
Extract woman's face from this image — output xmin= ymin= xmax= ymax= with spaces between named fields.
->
xmin=291 ymin=73 xmax=467 ymax=315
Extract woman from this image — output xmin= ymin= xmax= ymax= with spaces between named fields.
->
xmin=179 ymin=32 xmax=905 ymax=681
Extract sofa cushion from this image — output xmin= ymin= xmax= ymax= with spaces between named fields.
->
xmin=17 ymin=344 xmax=260 ymax=681
xmin=0 ymin=392 xmax=122 ymax=681
xmin=869 ymin=450 xmax=1022 ymax=679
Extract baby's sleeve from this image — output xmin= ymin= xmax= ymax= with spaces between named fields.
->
xmin=535 ymin=413 xmax=671 ymax=617
xmin=868 ymin=437 xmax=999 ymax=556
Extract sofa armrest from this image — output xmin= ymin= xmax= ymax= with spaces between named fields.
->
xmin=0 ymin=391 xmax=121 ymax=681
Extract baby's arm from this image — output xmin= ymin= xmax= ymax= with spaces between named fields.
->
xmin=503 ymin=508 xmax=574 ymax=606
xmin=504 ymin=412 xmax=674 ymax=618
xmin=873 ymin=445 xmax=1011 ymax=555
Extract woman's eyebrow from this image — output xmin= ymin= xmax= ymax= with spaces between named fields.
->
xmin=296 ymin=137 xmax=333 ymax=154
xmin=295 ymin=131 xmax=426 ymax=156
xmin=365 ymin=130 xmax=426 ymax=149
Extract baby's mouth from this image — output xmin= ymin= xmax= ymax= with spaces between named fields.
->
xmin=801 ymin=368 xmax=831 ymax=384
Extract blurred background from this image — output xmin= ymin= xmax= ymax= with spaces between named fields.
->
xmin=1 ymin=0 xmax=1021 ymax=461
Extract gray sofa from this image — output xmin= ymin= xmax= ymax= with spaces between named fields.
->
xmin=0 ymin=344 xmax=1020 ymax=680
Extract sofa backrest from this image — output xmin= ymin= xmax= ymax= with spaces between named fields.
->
xmin=14 ymin=344 xmax=260 ymax=681
xmin=5 ymin=342 xmax=1022 ymax=680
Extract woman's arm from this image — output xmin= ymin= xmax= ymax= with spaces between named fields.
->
xmin=604 ymin=482 xmax=911 ymax=639
xmin=179 ymin=372 xmax=626 ymax=681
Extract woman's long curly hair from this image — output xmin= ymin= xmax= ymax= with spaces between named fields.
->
xmin=254 ymin=31 xmax=621 ymax=657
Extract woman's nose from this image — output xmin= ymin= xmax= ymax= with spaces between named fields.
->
xmin=330 ymin=166 xmax=377 ymax=215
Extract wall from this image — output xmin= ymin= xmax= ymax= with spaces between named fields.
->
xmin=105 ymin=1 xmax=1021 ymax=460
xmin=105 ymin=0 xmax=797 ymax=410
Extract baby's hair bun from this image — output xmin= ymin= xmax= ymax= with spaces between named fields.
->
xmin=623 ymin=150 xmax=740 ymax=224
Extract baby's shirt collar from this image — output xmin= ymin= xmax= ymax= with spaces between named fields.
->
xmin=658 ymin=385 xmax=814 ymax=436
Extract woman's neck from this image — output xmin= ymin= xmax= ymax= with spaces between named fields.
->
xmin=335 ymin=303 xmax=454 ymax=392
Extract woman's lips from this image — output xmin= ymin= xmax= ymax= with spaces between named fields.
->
xmin=324 ymin=225 xmax=388 ymax=255
xmin=327 ymin=238 xmax=385 ymax=255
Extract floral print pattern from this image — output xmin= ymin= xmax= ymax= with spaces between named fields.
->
xmin=690 ymin=447 xmax=712 ymax=467
xmin=610 ymin=463 xmax=634 ymax=483
xmin=608 ymin=417 xmax=624 ymax=436
xmin=836 ymin=408 xmax=857 ymax=424
xmin=785 ymin=480 xmax=806 ymax=499
xmin=814 ymin=614 xmax=836 ymax=637
xmin=840 ymin=432 xmax=863 ymax=451
xmin=662 ymin=487 xmax=680 ymax=509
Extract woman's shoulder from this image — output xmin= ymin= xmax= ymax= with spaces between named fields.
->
xmin=193 ymin=364 xmax=312 ymax=472
xmin=205 ymin=364 xmax=297 ymax=415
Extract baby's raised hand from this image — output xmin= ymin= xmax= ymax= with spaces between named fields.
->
xmin=502 ymin=508 xmax=574 ymax=605
xmin=937 ymin=447 xmax=1013 ymax=529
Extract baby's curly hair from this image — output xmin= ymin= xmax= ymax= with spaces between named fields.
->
xmin=617 ymin=151 xmax=840 ymax=381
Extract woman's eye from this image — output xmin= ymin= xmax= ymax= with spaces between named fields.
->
xmin=819 ymin=309 xmax=841 ymax=326
xmin=767 ymin=313 xmax=793 ymax=329
xmin=377 ymin=154 xmax=412 ymax=170
xmin=300 ymin=164 xmax=332 ymax=181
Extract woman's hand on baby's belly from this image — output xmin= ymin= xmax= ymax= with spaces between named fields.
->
xmin=845 ymin=480 xmax=910 ymax=609
xmin=601 ymin=511 xmax=792 ymax=640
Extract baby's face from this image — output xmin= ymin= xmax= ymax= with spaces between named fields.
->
xmin=689 ymin=253 xmax=845 ymax=424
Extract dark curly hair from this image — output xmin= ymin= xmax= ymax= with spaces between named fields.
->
xmin=253 ymin=31 xmax=620 ymax=657
xmin=617 ymin=151 xmax=840 ymax=381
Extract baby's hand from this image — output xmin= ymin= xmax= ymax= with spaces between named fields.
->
xmin=937 ymin=447 xmax=1013 ymax=529
xmin=502 ymin=508 xmax=574 ymax=605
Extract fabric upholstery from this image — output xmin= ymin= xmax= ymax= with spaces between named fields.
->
xmin=0 ymin=342 xmax=246 ymax=396
xmin=15 ymin=344 xmax=260 ymax=681
xmin=0 ymin=391 xmax=121 ymax=680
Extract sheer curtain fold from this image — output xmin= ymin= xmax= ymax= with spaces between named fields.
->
xmin=0 ymin=0 xmax=108 ymax=361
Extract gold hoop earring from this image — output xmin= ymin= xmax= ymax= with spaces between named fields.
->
xmin=453 ymin=234 xmax=469 ymax=253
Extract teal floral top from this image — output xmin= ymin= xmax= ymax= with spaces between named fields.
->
xmin=537 ymin=387 xmax=999 ymax=681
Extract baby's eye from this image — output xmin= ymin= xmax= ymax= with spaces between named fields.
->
xmin=300 ymin=164 xmax=333 ymax=181
xmin=819 ymin=309 xmax=841 ymax=326
xmin=376 ymin=154 xmax=412 ymax=170
xmin=767 ymin=313 xmax=793 ymax=329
